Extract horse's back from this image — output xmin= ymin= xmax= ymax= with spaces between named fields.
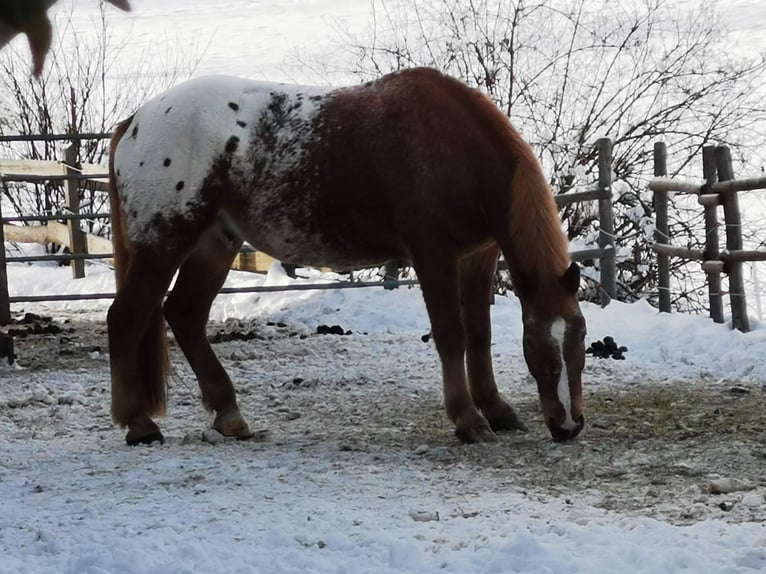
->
xmin=111 ymin=68 xmax=522 ymax=266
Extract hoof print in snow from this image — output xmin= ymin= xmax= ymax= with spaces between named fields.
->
xmin=708 ymin=477 xmax=751 ymax=495
xmin=409 ymin=509 xmax=439 ymax=522
xmin=202 ymin=428 xmax=226 ymax=445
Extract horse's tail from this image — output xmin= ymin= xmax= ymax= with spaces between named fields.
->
xmin=109 ymin=116 xmax=170 ymax=426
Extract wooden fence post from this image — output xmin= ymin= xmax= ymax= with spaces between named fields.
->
xmin=0 ymin=189 xmax=10 ymax=325
xmin=383 ymin=260 xmax=399 ymax=290
xmin=597 ymin=138 xmax=616 ymax=306
xmin=63 ymin=144 xmax=87 ymax=279
xmin=653 ymin=142 xmax=671 ymax=313
xmin=715 ymin=146 xmax=749 ymax=332
xmin=702 ymin=146 xmax=724 ymax=324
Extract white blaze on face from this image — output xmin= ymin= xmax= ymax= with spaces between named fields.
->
xmin=550 ymin=317 xmax=578 ymax=431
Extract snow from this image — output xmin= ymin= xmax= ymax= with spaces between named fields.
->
xmin=2 ymin=258 xmax=766 ymax=574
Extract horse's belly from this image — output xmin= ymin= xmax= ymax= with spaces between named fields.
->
xmin=242 ymin=217 xmax=403 ymax=270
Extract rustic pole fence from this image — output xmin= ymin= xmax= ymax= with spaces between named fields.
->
xmin=1 ymin=134 xmax=619 ymax=322
xmin=649 ymin=143 xmax=766 ymax=332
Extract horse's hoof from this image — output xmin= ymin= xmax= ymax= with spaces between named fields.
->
xmin=480 ymin=398 xmax=529 ymax=432
xmin=213 ymin=407 xmax=253 ymax=439
xmin=125 ymin=417 xmax=164 ymax=446
xmin=455 ymin=424 xmax=497 ymax=444
xmin=485 ymin=404 xmax=529 ymax=433
xmin=125 ymin=428 xmax=165 ymax=446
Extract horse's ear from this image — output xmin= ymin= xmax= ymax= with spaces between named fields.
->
xmin=560 ymin=261 xmax=581 ymax=295
xmin=514 ymin=270 xmax=538 ymax=299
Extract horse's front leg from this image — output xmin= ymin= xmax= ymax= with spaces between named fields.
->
xmin=458 ymin=248 xmax=527 ymax=433
xmin=163 ymin=234 xmax=253 ymax=439
xmin=414 ymin=253 xmax=495 ymax=443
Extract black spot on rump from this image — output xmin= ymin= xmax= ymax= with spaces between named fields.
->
xmin=164 ymin=158 xmax=171 ymax=167
xmin=176 ymin=181 xmax=185 ymax=191
xmin=131 ymin=125 xmax=138 ymax=138
xmin=236 ymin=120 xmax=247 ymax=128
xmin=228 ymin=102 xmax=239 ymax=112
xmin=165 ymin=106 xmax=172 ymax=114
xmin=225 ymin=136 xmax=239 ymax=154
xmin=139 ymin=161 xmax=144 ymax=166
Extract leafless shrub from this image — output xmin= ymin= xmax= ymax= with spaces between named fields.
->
xmin=325 ymin=0 xmax=766 ymax=312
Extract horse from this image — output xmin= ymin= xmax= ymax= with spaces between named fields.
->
xmin=107 ymin=67 xmax=586 ymax=446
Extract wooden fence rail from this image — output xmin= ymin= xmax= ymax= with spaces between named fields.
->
xmin=650 ymin=143 xmax=764 ymax=332
xmin=1 ymin=134 xmax=618 ymax=324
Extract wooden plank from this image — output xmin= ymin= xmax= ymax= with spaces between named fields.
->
xmin=0 ymin=132 xmax=112 ymax=143
xmin=648 ymin=178 xmax=702 ymax=194
xmin=570 ymin=247 xmax=611 ymax=262
xmin=3 ymin=223 xmax=50 ymax=244
xmin=231 ymin=250 xmax=275 ymax=273
xmin=720 ymin=249 xmax=766 ymax=262
xmin=4 ymin=222 xmax=112 ymax=259
xmin=554 ymin=188 xmax=610 ymax=206
xmin=48 ymin=222 xmax=112 ymax=255
xmin=649 ymin=175 xmax=766 ymax=196
xmin=0 ymin=158 xmax=106 ymax=177
xmin=711 ymin=175 xmax=766 ymax=194
xmin=4 ymin=222 xmax=282 ymax=272
xmin=651 ymin=243 xmax=704 ymax=260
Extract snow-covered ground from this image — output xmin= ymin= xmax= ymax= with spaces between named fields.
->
xmin=1 ymin=257 xmax=766 ymax=574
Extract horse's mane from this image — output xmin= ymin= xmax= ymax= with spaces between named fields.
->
xmin=465 ymin=84 xmax=571 ymax=279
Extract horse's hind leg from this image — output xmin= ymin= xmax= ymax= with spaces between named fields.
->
xmin=459 ymin=247 xmax=527 ymax=433
xmin=108 ymin=251 xmax=179 ymax=444
xmin=413 ymin=249 xmax=495 ymax=443
xmin=163 ymin=230 xmax=253 ymax=438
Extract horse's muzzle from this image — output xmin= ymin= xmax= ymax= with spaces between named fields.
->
xmin=548 ymin=414 xmax=585 ymax=442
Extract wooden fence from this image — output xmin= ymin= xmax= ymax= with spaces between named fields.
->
xmin=0 ymin=134 xmax=618 ymax=324
xmin=650 ymin=143 xmax=766 ymax=333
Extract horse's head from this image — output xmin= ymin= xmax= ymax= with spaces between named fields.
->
xmin=516 ymin=261 xmax=586 ymax=442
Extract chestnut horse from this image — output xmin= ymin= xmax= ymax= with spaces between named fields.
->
xmin=107 ymin=68 xmax=586 ymax=446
